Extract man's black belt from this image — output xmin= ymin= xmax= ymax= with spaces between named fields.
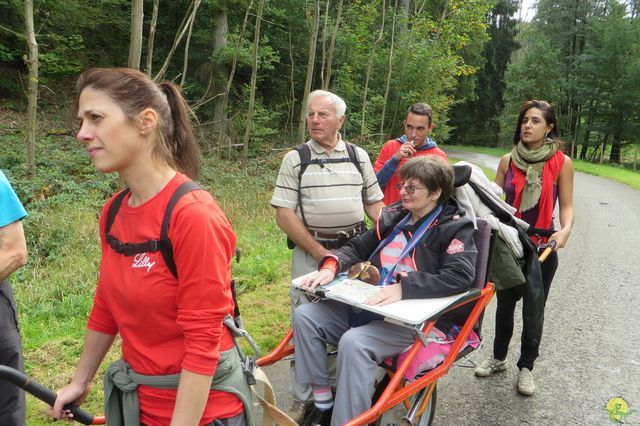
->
xmin=317 ymin=239 xmax=348 ymax=250
xmin=286 ymin=222 xmax=366 ymax=250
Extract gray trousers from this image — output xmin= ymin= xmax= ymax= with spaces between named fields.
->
xmin=206 ymin=412 xmax=246 ymax=426
xmin=293 ymin=300 xmax=417 ymax=426
xmin=289 ymin=246 xmax=319 ymax=403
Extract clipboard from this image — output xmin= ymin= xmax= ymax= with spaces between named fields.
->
xmin=292 ymin=271 xmax=478 ymax=327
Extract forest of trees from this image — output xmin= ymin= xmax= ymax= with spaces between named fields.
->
xmin=1 ymin=0 xmax=639 ymax=166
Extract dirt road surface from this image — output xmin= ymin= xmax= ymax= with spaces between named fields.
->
xmin=257 ymin=150 xmax=640 ymax=425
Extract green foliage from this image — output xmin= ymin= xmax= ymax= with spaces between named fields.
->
xmin=501 ymin=0 xmax=640 ymax=161
xmin=0 ymin=42 xmax=16 ymax=62
xmin=38 ymin=35 xmax=86 ymax=80
xmin=449 ymin=0 xmax=520 ymax=147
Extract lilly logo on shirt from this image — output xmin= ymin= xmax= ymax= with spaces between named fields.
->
xmin=132 ymin=253 xmax=156 ymax=272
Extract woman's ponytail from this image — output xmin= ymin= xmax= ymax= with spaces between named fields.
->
xmin=158 ymin=82 xmax=201 ymax=180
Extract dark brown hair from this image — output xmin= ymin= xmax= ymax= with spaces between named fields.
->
xmin=407 ymin=102 xmax=433 ymax=125
xmin=74 ymin=68 xmax=200 ymax=179
xmin=512 ymin=100 xmax=561 ymax=145
xmin=399 ymin=156 xmax=453 ymax=203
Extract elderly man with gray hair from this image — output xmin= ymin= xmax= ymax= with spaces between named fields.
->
xmin=271 ymin=90 xmax=384 ymax=422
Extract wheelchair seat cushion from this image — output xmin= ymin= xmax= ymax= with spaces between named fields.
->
xmin=385 ymin=327 xmax=480 ymax=381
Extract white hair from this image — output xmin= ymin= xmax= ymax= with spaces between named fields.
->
xmin=307 ymin=90 xmax=347 ymax=119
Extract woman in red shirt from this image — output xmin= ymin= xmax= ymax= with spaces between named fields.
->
xmin=48 ymin=68 xmax=249 ymax=425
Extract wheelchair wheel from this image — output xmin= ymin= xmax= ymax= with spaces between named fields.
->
xmin=374 ymin=383 xmax=437 ymax=426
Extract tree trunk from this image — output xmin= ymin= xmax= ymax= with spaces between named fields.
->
xmin=397 ymin=0 xmax=410 ymax=33
xmin=128 ymin=0 xmax=144 ymax=69
xmin=319 ymin=0 xmax=330 ymax=90
xmin=323 ymin=0 xmax=343 ymax=90
xmin=145 ymin=0 xmax=160 ymax=76
xmin=600 ymin=134 xmax=609 ymax=164
xmin=154 ymin=0 xmax=199 ymax=81
xmin=286 ymin=22 xmax=296 ymax=137
xmin=180 ymin=0 xmax=201 ymax=86
xmin=380 ymin=0 xmax=398 ymax=141
xmin=242 ymin=0 xmax=265 ymax=162
xmin=24 ymin=0 xmax=38 ymax=178
xmin=218 ymin=0 xmax=253 ymax=158
xmin=360 ymin=0 xmax=386 ymax=135
xmin=210 ymin=6 xmax=229 ymax=147
xmin=298 ymin=0 xmax=321 ymax=144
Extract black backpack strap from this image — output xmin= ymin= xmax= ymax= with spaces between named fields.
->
xmin=159 ymin=181 xmax=203 ymax=278
xmin=294 ymin=144 xmax=312 ymax=229
xmin=291 ymin=142 xmax=365 ymax=242
xmin=295 ymin=143 xmax=312 ymax=181
xmin=105 ymin=189 xmax=160 ymax=256
xmin=104 ymin=181 xmax=203 ymax=278
xmin=345 ymin=142 xmax=363 ymax=177
xmin=105 ymin=189 xmax=130 ymax=237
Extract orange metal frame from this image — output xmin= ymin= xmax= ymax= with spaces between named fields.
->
xmin=256 ymin=283 xmax=495 ymax=425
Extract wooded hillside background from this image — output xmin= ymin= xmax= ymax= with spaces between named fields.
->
xmin=1 ymin=0 xmax=639 ymax=168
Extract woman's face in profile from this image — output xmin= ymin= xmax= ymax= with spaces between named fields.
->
xmin=75 ymin=87 xmax=148 ymax=174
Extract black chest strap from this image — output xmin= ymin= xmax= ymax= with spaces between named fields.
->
xmin=294 ymin=142 xmax=364 ymax=228
xmin=104 ymin=181 xmax=203 ymax=279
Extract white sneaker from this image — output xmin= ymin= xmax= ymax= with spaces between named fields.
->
xmin=474 ymin=357 xmax=507 ymax=377
xmin=517 ymin=367 xmax=535 ymax=396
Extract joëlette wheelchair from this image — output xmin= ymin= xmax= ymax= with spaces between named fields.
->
xmin=256 ymin=164 xmax=497 ymax=426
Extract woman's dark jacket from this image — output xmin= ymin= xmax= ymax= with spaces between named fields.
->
xmin=329 ymin=198 xmax=477 ymax=330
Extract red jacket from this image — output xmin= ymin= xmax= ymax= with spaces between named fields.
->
xmin=374 ymin=139 xmax=448 ymax=204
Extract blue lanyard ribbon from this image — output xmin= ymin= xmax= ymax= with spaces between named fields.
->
xmin=368 ymin=205 xmax=442 ymax=286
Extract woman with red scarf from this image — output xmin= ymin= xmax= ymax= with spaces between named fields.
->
xmin=474 ymin=100 xmax=575 ymax=396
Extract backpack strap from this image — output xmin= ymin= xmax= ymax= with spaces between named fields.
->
xmin=344 ymin=142 xmax=363 ymax=177
xmin=295 ymin=143 xmax=312 ymax=182
xmin=294 ymin=144 xmax=312 ymax=229
xmin=293 ymin=142 xmax=365 ymax=232
xmin=159 ymin=181 xmax=203 ymax=278
xmin=105 ymin=189 xmax=130 ymax=237
xmin=104 ymin=181 xmax=203 ymax=279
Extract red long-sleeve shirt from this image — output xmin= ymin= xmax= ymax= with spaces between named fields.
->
xmin=88 ymin=172 xmax=243 ymax=425
xmin=374 ymin=139 xmax=448 ymax=204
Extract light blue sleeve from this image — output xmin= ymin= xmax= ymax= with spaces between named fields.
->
xmin=0 ymin=170 xmax=28 ymax=227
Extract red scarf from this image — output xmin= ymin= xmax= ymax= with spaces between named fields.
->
xmin=510 ymin=150 xmax=565 ymax=243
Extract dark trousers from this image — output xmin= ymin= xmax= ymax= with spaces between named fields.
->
xmin=0 ymin=280 xmax=26 ymax=426
xmin=493 ymin=251 xmax=558 ymax=371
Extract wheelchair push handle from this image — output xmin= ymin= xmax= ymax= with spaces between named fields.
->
xmin=0 ymin=365 xmax=96 ymax=425
xmin=538 ymin=240 xmax=557 ymax=263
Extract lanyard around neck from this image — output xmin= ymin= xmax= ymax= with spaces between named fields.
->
xmin=368 ymin=205 xmax=442 ymax=286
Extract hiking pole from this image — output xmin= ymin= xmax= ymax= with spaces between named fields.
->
xmin=0 ymin=365 xmax=99 ymax=425
xmin=538 ymin=240 xmax=557 ymax=263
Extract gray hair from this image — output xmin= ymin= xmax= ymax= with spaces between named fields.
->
xmin=307 ymin=90 xmax=347 ymax=119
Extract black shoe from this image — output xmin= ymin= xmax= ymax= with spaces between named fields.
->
xmin=287 ymin=401 xmax=314 ymax=424
xmin=301 ymin=406 xmax=332 ymax=426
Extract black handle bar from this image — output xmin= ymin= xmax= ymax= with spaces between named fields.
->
xmin=0 ymin=365 xmax=95 ymax=425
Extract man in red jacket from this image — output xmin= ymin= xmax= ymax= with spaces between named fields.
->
xmin=374 ymin=103 xmax=448 ymax=204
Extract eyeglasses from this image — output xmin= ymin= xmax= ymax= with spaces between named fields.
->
xmin=395 ymin=182 xmax=426 ymax=195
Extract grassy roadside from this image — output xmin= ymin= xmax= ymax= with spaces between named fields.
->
xmin=448 ymin=144 xmax=640 ymax=190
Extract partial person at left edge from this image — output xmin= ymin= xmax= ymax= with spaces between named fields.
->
xmin=48 ymin=68 xmax=253 ymax=426
xmin=0 ymin=169 xmax=28 ymax=426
